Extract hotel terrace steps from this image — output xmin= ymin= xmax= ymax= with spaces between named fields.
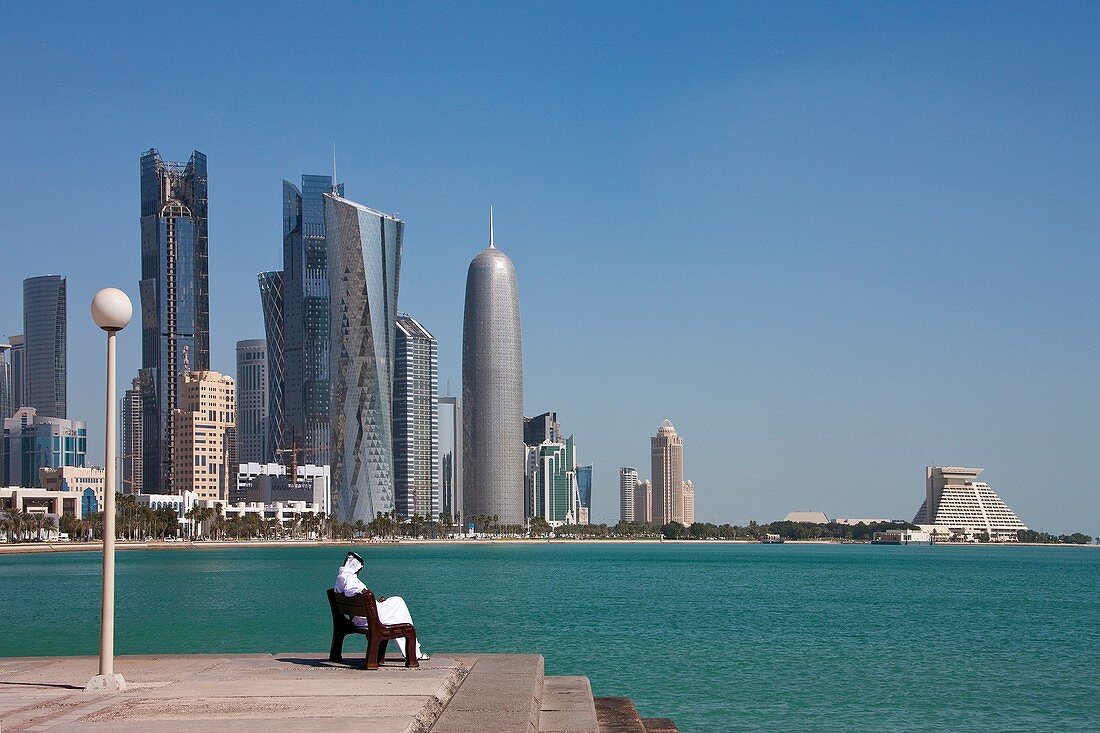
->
xmin=427 ymin=653 xmax=676 ymax=733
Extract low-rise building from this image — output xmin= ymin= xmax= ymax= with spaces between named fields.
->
xmin=39 ymin=465 xmax=106 ymax=515
xmin=234 ymin=462 xmax=331 ymax=515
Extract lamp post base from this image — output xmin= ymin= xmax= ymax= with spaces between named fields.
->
xmin=84 ymin=673 xmax=127 ymax=692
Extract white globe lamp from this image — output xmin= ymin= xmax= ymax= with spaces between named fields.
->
xmin=91 ymin=288 xmax=132 ymax=332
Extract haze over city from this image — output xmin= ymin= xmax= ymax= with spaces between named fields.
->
xmin=2 ymin=2 xmax=1097 ymax=532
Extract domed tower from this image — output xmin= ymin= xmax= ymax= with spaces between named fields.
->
xmin=462 ymin=209 xmax=525 ymax=526
xmin=651 ymin=419 xmax=684 ymax=525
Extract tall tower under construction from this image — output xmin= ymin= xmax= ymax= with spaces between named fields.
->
xmin=138 ymin=148 xmax=209 ymax=493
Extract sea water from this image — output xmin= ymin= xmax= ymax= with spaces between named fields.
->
xmin=2 ymin=542 xmax=1098 ymax=732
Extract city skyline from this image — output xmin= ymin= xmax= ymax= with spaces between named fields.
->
xmin=1 ymin=3 xmax=1098 ymax=532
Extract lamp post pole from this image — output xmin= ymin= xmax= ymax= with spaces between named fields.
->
xmin=86 ymin=288 xmax=132 ymax=693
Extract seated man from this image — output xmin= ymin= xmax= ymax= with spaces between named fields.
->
xmin=334 ymin=552 xmax=429 ymax=660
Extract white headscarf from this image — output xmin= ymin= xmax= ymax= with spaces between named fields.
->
xmin=335 ymin=552 xmax=367 ymax=596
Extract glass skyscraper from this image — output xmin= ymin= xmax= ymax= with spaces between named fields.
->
xmin=437 ymin=396 xmax=462 ymax=522
xmin=22 ymin=275 xmax=66 ymax=419
xmin=258 ymin=270 xmax=284 ymax=462
xmin=325 ymin=191 xmax=402 ymax=524
xmin=138 ymin=148 xmax=209 ymax=493
xmin=526 ymin=435 xmax=577 ymax=525
xmin=393 ymin=316 xmax=439 ymax=520
xmin=281 ymin=176 xmax=341 ymax=466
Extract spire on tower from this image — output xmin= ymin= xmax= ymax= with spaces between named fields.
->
xmin=489 ymin=205 xmax=495 ymax=249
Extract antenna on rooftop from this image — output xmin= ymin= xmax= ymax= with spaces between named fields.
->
xmin=489 ymin=205 xmax=495 ymax=248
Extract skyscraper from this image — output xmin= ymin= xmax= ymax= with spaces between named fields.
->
xmin=526 ymin=435 xmax=577 ymax=526
xmin=634 ymin=479 xmax=653 ymax=524
xmin=325 ymin=190 xmax=402 ymax=524
xmin=236 ymin=339 xmax=268 ymax=465
xmin=121 ymin=377 xmax=143 ymax=494
xmin=171 ymin=370 xmax=235 ymax=501
xmin=462 ymin=213 xmax=525 ymax=526
xmin=524 ymin=411 xmax=560 ymax=445
xmin=682 ymin=479 xmax=695 ymax=525
xmin=393 ymin=316 xmax=439 ymax=519
xmin=139 ymin=149 xmax=209 ymax=493
xmin=0 ymin=343 xmax=11 ymax=422
xmin=576 ymin=465 xmax=593 ymax=525
xmin=8 ymin=335 xmax=24 ymax=414
xmin=23 ymin=275 xmax=66 ymax=419
xmin=281 ymin=175 xmax=340 ymax=466
xmin=258 ymin=270 xmax=285 ymax=462
xmin=651 ymin=420 xmax=684 ymax=525
xmin=438 ymin=396 xmax=463 ymax=522
xmin=619 ymin=466 xmax=638 ymax=523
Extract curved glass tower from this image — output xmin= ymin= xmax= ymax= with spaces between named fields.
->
xmin=462 ymin=216 xmax=524 ymax=525
xmin=325 ymin=192 xmax=402 ymax=524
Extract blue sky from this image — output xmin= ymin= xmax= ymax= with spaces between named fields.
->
xmin=1 ymin=2 xmax=1097 ymax=531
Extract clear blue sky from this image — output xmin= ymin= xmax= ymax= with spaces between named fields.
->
xmin=1 ymin=2 xmax=1097 ymax=532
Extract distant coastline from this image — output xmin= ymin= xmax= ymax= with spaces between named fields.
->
xmin=1 ymin=538 xmax=1095 ymax=555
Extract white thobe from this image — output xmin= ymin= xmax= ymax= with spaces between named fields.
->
xmin=334 ymin=569 xmax=424 ymax=659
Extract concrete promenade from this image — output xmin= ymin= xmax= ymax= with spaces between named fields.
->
xmin=0 ymin=652 xmax=670 ymax=732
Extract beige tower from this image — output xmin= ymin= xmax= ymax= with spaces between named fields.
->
xmin=651 ymin=420 xmax=684 ymax=525
xmin=172 ymin=370 xmax=236 ymax=501
xmin=682 ymin=480 xmax=695 ymax=526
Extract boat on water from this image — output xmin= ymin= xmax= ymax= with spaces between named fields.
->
xmin=760 ymin=533 xmax=785 ymax=544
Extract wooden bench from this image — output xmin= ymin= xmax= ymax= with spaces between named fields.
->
xmin=327 ymin=588 xmax=419 ymax=670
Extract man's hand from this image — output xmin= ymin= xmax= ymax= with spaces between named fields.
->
xmin=378 ymin=596 xmax=387 ymax=602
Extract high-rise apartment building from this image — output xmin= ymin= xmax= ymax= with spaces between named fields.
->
xmin=576 ymin=465 xmax=592 ymax=525
xmin=23 ymin=275 xmax=66 ymax=419
xmin=526 ymin=435 xmax=577 ymax=526
xmin=393 ymin=316 xmax=439 ymax=520
xmin=683 ymin=479 xmax=695 ymax=526
xmin=139 ymin=149 xmax=209 ymax=493
xmin=8 ymin=335 xmax=24 ymax=414
xmin=619 ymin=466 xmax=638 ymax=523
xmin=634 ymin=479 xmax=653 ymax=524
xmin=463 ymin=215 xmax=525 ymax=526
xmin=325 ymin=190 xmax=402 ymax=523
xmin=438 ymin=396 xmax=463 ymax=522
xmin=281 ymin=175 xmax=341 ymax=466
xmin=651 ymin=420 xmax=684 ymax=525
xmin=121 ymin=377 xmax=143 ymax=495
xmin=171 ymin=371 xmax=235 ymax=501
xmin=3 ymin=407 xmax=86 ymax=487
xmin=914 ymin=466 xmax=1027 ymax=542
xmin=258 ymin=271 xmax=285 ymax=462
xmin=236 ymin=339 xmax=268 ymax=465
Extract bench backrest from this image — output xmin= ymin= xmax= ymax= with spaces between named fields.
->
xmin=327 ymin=587 xmax=380 ymax=627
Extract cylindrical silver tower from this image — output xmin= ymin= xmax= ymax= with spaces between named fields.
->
xmin=462 ymin=228 xmax=524 ymax=526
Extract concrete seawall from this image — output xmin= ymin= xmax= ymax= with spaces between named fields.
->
xmin=0 ymin=653 xmax=675 ymax=732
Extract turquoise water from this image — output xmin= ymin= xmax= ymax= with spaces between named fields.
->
xmin=3 ymin=543 xmax=1098 ymax=732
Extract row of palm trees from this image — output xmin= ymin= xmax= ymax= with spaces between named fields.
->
xmin=1 ymin=506 xmax=59 ymax=542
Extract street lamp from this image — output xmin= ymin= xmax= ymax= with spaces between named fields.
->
xmin=85 ymin=288 xmax=132 ymax=693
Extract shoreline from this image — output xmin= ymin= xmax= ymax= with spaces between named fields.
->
xmin=0 ymin=537 xmax=1094 ymax=555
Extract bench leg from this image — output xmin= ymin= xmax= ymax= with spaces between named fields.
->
xmin=405 ymin=631 xmax=418 ymax=668
xmin=329 ymin=630 xmax=346 ymax=663
xmin=366 ymin=636 xmax=382 ymax=670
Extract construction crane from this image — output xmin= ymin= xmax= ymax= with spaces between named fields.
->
xmin=275 ymin=441 xmax=307 ymax=485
